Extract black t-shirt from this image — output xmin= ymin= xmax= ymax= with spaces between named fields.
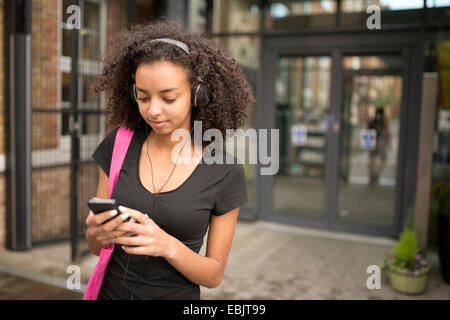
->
xmin=91 ymin=126 xmax=248 ymax=300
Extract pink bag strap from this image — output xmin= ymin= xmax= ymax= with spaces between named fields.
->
xmin=82 ymin=126 xmax=133 ymax=300
xmin=108 ymin=127 xmax=134 ymax=199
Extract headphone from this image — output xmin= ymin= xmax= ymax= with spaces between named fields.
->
xmin=130 ymin=38 xmax=210 ymax=108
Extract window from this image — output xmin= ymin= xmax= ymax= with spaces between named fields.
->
xmin=60 ymin=0 xmax=104 ymax=137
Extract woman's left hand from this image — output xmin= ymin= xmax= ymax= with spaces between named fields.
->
xmin=113 ymin=206 xmax=174 ymax=258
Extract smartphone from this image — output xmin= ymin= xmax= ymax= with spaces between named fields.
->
xmin=87 ymin=198 xmax=134 ymax=225
xmin=87 ymin=198 xmax=120 ymax=215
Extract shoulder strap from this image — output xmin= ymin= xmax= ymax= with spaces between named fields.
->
xmin=108 ymin=127 xmax=134 ymax=199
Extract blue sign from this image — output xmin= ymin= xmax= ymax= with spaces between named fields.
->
xmin=361 ymin=129 xmax=377 ymax=150
xmin=291 ymin=125 xmax=307 ymax=146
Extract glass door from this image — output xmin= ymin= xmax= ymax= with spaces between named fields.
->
xmin=272 ymin=55 xmax=332 ymax=221
xmin=262 ymin=33 xmax=418 ymax=237
xmin=336 ymin=54 xmax=403 ymax=229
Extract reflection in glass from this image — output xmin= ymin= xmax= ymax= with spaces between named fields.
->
xmin=188 ymin=0 xmax=208 ymax=33
xmin=62 ymin=73 xmax=71 ymax=102
xmin=269 ymin=0 xmax=336 ymax=16
xmin=342 ymin=0 xmax=423 ymax=12
xmin=83 ymin=1 xmax=100 ymax=30
xmin=62 ymin=29 xmax=72 ymax=57
xmin=82 ymin=74 xmax=100 ymax=107
xmin=273 ymin=56 xmax=331 ymax=219
xmin=338 ymin=55 xmax=403 ymax=228
xmin=212 ymin=0 xmax=260 ymax=33
xmin=82 ymin=33 xmax=100 ymax=60
xmin=265 ymin=0 xmax=337 ymax=29
xmin=83 ymin=114 xmax=100 ymax=135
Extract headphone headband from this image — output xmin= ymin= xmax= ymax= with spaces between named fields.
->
xmin=149 ymin=38 xmax=190 ymax=55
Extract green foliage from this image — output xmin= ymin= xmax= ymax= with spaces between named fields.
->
xmin=394 ymin=229 xmax=420 ymax=262
xmin=392 ymin=229 xmax=425 ymax=271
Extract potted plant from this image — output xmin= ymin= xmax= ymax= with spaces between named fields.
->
xmin=384 ymin=229 xmax=430 ymax=295
xmin=432 ymin=181 xmax=450 ymax=283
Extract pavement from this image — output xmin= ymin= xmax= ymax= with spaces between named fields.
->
xmin=0 ymin=220 xmax=449 ymax=300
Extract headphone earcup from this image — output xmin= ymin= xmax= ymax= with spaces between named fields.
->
xmin=191 ymin=83 xmax=210 ymax=108
xmin=130 ymin=84 xmax=138 ymax=104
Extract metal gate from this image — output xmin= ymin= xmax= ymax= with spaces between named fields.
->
xmin=30 ymin=0 xmax=106 ymax=261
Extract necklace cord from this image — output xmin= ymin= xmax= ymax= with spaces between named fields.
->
xmin=128 ymin=124 xmax=194 ymax=299
xmin=146 ymin=125 xmax=194 ymax=195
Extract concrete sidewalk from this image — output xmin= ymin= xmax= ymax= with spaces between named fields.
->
xmin=0 ymin=220 xmax=449 ymax=300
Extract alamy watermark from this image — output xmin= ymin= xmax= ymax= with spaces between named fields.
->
xmin=66 ymin=5 xmax=81 ymax=30
xmin=169 ymin=121 xmax=279 ymax=176
xmin=66 ymin=265 xmax=81 ymax=290
xmin=366 ymin=5 xmax=381 ymax=30
xmin=366 ymin=265 xmax=381 ymax=290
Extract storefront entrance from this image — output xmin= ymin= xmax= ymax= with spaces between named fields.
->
xmin=256 ymin=32 xmax=422 ymax=238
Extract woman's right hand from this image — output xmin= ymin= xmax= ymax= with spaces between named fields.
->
xmin=85 ymin=209 xmax=132 ymax=248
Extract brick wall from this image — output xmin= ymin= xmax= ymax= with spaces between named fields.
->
xmin=31 ymin=0 xmax=59 ymax=151
xmin=31 ymin=167 xmax=70 ymax=240
xmin=0 ymin=0 xmax=131 ymax=249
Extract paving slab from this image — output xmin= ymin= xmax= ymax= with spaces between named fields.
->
xmin=0 ymin=220 xmax=448 ymax=300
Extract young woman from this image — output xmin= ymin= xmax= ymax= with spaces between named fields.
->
xmin=85 ymin=18 xmax=254 ymax=300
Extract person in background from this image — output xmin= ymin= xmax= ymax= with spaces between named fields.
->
xmin=368 ymin=107 xmax=391 ymax=185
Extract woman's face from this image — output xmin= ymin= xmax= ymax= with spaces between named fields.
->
xmin=135 ymin=61 xmax=192 ymax=135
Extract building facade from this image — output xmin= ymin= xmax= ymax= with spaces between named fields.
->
xmin=1 ymin=0 xmax=449 ymax=259
xmin=188 ymin=0 xmax=450 ymax=242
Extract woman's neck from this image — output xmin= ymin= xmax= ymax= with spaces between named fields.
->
xmin=146 ymin=127 xmax=200 ymax=162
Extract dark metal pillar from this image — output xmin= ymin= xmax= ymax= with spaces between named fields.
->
xmin=4 ymin=0 xmax=33 ymax=251
xmin=70 ymin=0 xmax=81 ymax=261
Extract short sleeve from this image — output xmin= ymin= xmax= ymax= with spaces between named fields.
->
xmin=213 ymin=164 xmax=248 ymax=216
xmin=91 ymin=127 xmax=119 ymax=177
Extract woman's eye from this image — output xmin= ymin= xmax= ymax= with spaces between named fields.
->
xmin=164 ymin=98 xmax=176 ymax=103
xmin=138 ymin=97 xmax=149 ymax=102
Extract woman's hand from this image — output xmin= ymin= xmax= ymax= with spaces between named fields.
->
xmin=113 ymin=206 xmax=175 ymax=258
xmin=85 ymin=208 xmax=132 ymax=248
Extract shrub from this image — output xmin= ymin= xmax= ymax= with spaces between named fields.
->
xmin=391 ymin=229 xmax=428 ymax=272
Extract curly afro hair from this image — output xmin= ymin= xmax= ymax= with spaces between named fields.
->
xmin=94 ymin=17 xmax=255 ymax=147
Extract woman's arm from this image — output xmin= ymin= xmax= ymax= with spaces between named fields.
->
xmin=165 ymin=207 xmax=239 ymax=288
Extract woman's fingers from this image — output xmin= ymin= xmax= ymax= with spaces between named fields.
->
xmin=115 ymin=221 xmax=149 ymax=235
xmin=114 ymin=235 xmax=149 ymax=247
xmin=101 ymin=211 xmax=130 ymax=232
xmin=118 ymin=206 xmax=152 ymax=225
xmin=85 ymin=209 xmax=120 ymax=227
xmin=86 ymin=210 xmax=132 ymax=242
xmin=104 ymin=229 xmax=132 ymax=240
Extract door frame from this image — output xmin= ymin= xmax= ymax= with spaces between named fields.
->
xmin=257 ymin=31 xmax=423 ymax=238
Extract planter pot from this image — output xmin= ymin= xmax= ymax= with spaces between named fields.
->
xmin=438 ymin=215 xmax=450 ymax=284
xmin=389 ymin=265 xmax=429 ymax=295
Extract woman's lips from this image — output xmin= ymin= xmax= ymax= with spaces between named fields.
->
xmin=149 ymin=120 xmax=167 ymax=128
